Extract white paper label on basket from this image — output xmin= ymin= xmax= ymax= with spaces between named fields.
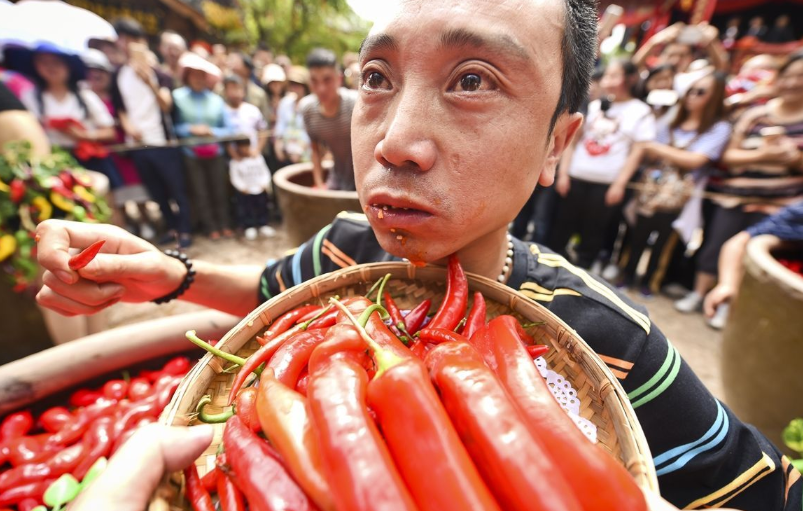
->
xmin=535 ymin=356 xmax=598 ymax=444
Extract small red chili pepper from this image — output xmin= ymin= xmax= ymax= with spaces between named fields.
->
xmin=428 ymin=254 xmax=469 ymax=331
xmin=184 ymin=463 xmax=215 ymax=511
xmin=127 ymin=377 xmax=151 ymax=401
xmin=161 ymin=356 xmax=191 ymax=376
xmin=382 ymin=292 xmax=411 ymax=342
xmin=404 ymin=299 xmax=432 ymax=334
xmin=9 ymin=180 xmax=25 ymax=204
xmin=73 ymin=417 xmax=113 ymax=480
xmin=296 ymin=308 xmax=324 ymax=324
xmin=267 ymin=329 xmax=327 ymax=390
xmin=526 ymin=344 xmax=550 ymax=359
xmin=233 ymin=387 xmax=260 ymax=434
xmin=199 ymin=465 xmax=220 ymax=493
xmin=47 ymin=398 xmax=117 ymax=448
xmin=38 ymin=407 xmax=72 ymax=434
xmin=0 ymin=478 xmax=54 ymax=507
xmin=223 ymin=415 xmax=315 ymax=511
xmin=17 ymin=498 xmax=40 ymax=511
xmin=216 ymin=453 xmax=246 ymax=511
xmin=6 ymin=435 xmax=60 ymax=467
xmin=409 ymin=339 xmax=427 ymax=359
xmin=264 ymin=305 xmax=321 ymax=341
xmin=462 ymin=292 xmax=486 ymax=339
xmin=0 ymin=411 xmax=34 ymax=441
xmin=0 ymin=443 xmax=84 ymax=491
xmin=306 ymin=310 xmax=338 ymax=330
xmin=102 ymin=379 xmax=129 ymax=401
xmin=138 ymin=369 xmax=163 ymax=383
xmin=67 ymin=240 xmax=105 ymax=271
xmin=68 ymin=389 xmax=103 ymax=408
xmin=111 ymin=377 xmax=180 ymax=442
xmin=417 ymin=327 xmax=469 ymax=345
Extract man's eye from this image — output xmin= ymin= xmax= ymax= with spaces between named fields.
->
xmin=453 ymin=72 xmax=494 ymax=93
xmin=363 ymin=71 xmax=389 ymax=90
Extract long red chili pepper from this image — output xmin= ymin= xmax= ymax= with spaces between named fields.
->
xmin=526 ymin=344 xmax=549 ymax=358
xmin=409 ymin=340 xmax=427 ymax=359
xmin=0 ymin=411 xmax=33 ymax=441
xmin=427 ymin=254 xmax=468 ymax=331
xmin=0 ymin=443 xmax=84 ymax=491
xmin=307 ymin=356 xmax=417 ymax=511
xmin=234 ymin=387 xmax=260 ymax=433
xmin=382 ymin=292 xmax=411 ymax=342
xmin=38 ymin=407 xmax=72 ymax=434
xmin=416 ymin=327 xmax=467 ymax=345
xmin=462 ymin=292 xmax=486 ymax=339
xmin=257 ymin=369 xmax=334 ymax=511
xmin=471 ymin=316 xmax=647 ymax=511
xmin=216 ymin=454 xmax=246 ymax=511
xmin=222 ymin=415 xmax=315 ymax=511
xmin=264 ymin=305 xmax=320 ymax=341
xmin=295 ymin=369 xmax=310 ymax=396
xmin=352 ymin=298 xmax=411 ymax=360
xmin=425 ymin=341 xmax=583 ymax=511
xmin=0 ymin=478 xmax=54 ymax=507
xmin=367 ymin=355 xmax=502 ymax=511
xmin=403 ymin=299 xmax=431 ymax=334
xmin=184 ymin=463 xmax=215 ymax=511
xmin=306 ymin=310 xmax=338 ymax=330
xmin=7 ymin=435 xmax=61 ymax=467
xmin=267 ymin=330 xmax=327 ymax=389
xmin=73 ymin=417 xmax=113 ymax=480
xmin=199 ymin=466 xmax=220 ymax=493
xmin=67 ymin=240 xmax=105 ymax=271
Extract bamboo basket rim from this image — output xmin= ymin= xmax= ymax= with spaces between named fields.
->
xmin=160 ymin=261 xmax=659 ymax=495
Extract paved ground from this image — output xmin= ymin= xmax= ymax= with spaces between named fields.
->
xmin=106 ymin=227 xmax=726 ymax=401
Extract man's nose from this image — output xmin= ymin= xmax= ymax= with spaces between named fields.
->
xmin=374 ymin=90 xmax=437 ymax=172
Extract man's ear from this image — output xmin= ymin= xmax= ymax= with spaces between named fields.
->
xmin=539 ymin=112 xmax=583 ymax=187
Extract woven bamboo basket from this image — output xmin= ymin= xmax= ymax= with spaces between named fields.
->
xmin=157 ymin=262 xmax=658 ymax=507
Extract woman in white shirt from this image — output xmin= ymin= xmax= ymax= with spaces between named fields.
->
xmin=550 ymin=59 xmax=657 ymax=269
xmin=8 ymin=46 xmax=123 ymax=189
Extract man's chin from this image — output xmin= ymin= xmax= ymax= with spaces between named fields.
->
xmin=374 ymin=230 xmax=445 ymax=265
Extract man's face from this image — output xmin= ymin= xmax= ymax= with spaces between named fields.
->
xmin=225 ymin=82 xmax=245 ymax=106
xmin=352 ymin=0 xmax=580 ymax=263
xmin=228 ymin=54 xmax=246 ymax=77
xmin=309 ymin=66 xmax=341 ymax=105
xmin=661 ymin=43 xmax=693 ymax=73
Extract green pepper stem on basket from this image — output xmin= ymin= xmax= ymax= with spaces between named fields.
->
xmin=196 ymin=395 xmax=234 ymax=424
xmin=186 ymin=330 xmax=247 ymax=366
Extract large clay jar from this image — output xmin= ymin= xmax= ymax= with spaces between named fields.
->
xmin=272 ymin=163 xmax=362 ymax=247
xmin=721 ymin=235 xmax=803 ymax=452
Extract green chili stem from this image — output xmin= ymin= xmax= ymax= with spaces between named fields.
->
xmin=357 ymin=304 xmax=389 ymax=328
xmin=196 ymin=395 xmax=234 ymax=423
xmin=455 ymin=318 xmax=467 ymax=332
xmin=521 ymin=321 xmax=546 ymax=329
xmin=375 ymin=273 xmax=392 ymax=314
xmin=301 ymin=304 xmax=333 ymax=330
xmin=330 ymin=298 xmax=403 ymax=378
xmin=186 ymin=330 xmax=246 ymax=366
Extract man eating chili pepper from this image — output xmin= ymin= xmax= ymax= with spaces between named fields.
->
xmin=35 ymin=0 xmax=799 ymax=510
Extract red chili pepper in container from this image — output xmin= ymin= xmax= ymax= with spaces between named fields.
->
xmin=38 ymin=407 xmax=72 ymax=434
xmin=67 ymin=240 xmax=105 ymax=271
xmin=417 ymin=327 xmax=468 ymax=345
xmin=306 ymin=310 xmax=338 ymax=330
xmin=127 ymin=377 xmax=151 ymax=401
xmin=199 ymin=466 xmax=220 ymax=493
xmin=267 ymin=329 xmax=327 ymax=389
xmin=48 ymin=399 xmax=117 ymax=448
xmin=6 ymin=435 xmax=61 ymax=467
xmin=73 ymin=417 xmax=113 ymax=480
xmin=425 ymin=341 xmax=582 ymax=511
xmin=470 ymin=317 xmax=647 ymax=511
xmin=404 ymin=299 xmax=431 ymax=335
xmin=233 ymin=387 xmax=260 ymax=434
xmin=17 ymin=498 xmax=40 ymax=511
xmin=256 ymin=369 xmax=333 ymax=511
xmin=222 ymin=415 xmax=315 ymax=511
xmin=216 ymin=454 xmax=245 ymax=511
xmin=102 ymin=380 xmax=128 ymax=401
xmin=0 ymin=443 xmax=84 ymax=491
xmin=427 ymin=254 xmax=468 ymax=331
xmin=0 ymin=411 xmax=34 ymax=440
xmin=0 ymin=479 xmax=54 ymax=507
xmin=526 ymin=344 xmax=549 ymax=359
xmin=307 ymin=355 xmax=417 ymax=511
xmin=69 ymin=389 xmax=103 ymax=408
xmin=161 ymin=356 xmax=191 ymax=376
xmin=184 ymin=463 xmax=215 ymax=511
xmin=461 ymin=292 xmax=486 ymax=339
xmin=295 ymin=368 xmax=310 ymax=396
xmin=264 ymin=305 xmax=321 ymax=342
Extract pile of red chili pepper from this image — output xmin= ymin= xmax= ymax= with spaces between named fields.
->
xmin=777 ymin=257 xmax=803 ymax=277
xmin=186 ymin=255 xmax=648 ymax=511
xmin=0 ymin=356 xmax=190 ymax=510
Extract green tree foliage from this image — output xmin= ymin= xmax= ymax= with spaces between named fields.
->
xmin=234 ymin=0 xmax=369 ymax=62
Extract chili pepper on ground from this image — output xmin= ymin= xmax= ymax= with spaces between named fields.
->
xmin=417 ymin=327 xmax=468 ymax=345
xmin=222 ymin=415 xmax=315 ymax=511
xmin=267 ymin=330 xmax=327 ymax=389
xmin=471 ymin=316 xmax=647 ymax=511
xmin=9 ymin=180 xmax=25 ymax=204
xmin=199 ymin=466 xmax=220 ymax=493
xmin=38 ymin=407 xmax=72 ymax=434
xmin=216 ymin=454 xmax=245 ymax=511
xmin=67 ymin=240 xmax=105 ymax=271
xmin=102 ymin=380 xmax=128 ymax=401
xmin=1 ymin=410 xmax=34 ymax=440
xmin=183 ymin=463 xmax=215 ymax=511
xmin=526 ymin=344 xmax=549 ymax=359
xmin=427 ymin=254 xmax=468 ymax=331
xmin=73 ymin=417 xmax=113 ymax=480
xmin=462 ymin=292 xmax=486 ymax=339
xmin=0 ymin=479 xmax=54 ymax=507
xmin=257 ymin=369 xmax=334 ymax=511
xmin=68 ymin=389 xmax=103 ymax=408
xmin=0 ymin=443 xmax=84 ymax=491
xmin=403 ymin=299 xmax=431 ymax=334
xmin=425 ymin=341 xmax=582 ymax=511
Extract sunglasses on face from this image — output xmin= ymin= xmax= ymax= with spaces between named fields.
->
xmin=687 ymin=88 xmax=709 ymax=97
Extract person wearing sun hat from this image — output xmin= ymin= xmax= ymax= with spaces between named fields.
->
xmin=274 ymin=65 xmax=311 ymax=167
xmin=173 ymin=51 xmax=234 ymax=241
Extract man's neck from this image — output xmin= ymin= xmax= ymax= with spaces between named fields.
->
xmin=319 ymin=92 xmax=341 ymax=116
xmin=442 ymin=227 xmax=511 ymax=282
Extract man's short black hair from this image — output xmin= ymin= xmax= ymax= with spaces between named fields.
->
xmin=113 ymin=18 xmax=145 ymax=40
xmin=306 ymin=48 xmax=338 ymax=70
xmin=550 ymin=0 xmax=598 ymax=134
xmin=223 ymin=74 xmax=243 ymax=87
xmin=235 ymin=51 xmax=254 ymax=72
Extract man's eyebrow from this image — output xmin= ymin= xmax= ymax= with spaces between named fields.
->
xmin=359 ymin=34 xmax=398 ymax=58
xmin=437 ymin=27 xmax=531 ymax=64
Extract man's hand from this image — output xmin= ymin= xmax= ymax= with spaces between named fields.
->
xmin=605 ymin=182 xmax=626 ymax=206
xmin=653 ymin=22 xmax=684 ymax=46
xmin=35 ymin=220 xmax=188 ymax=316
xmin=704 ymin=284 xmax=735 ymax=318
xmin=700 ymin=23 xmax=720 ymax=46
xmin=760 ymin=139 xmax=801 ymax=165
xmin=71 ymin=424 xmax=213 ymax=511
xmin=189 ymin=125 xmax=213 ymax=137
xmin=555 ymin=174 xmax=571 ymax=197
xmin=132 ymin=61 xmax=157 ymax=87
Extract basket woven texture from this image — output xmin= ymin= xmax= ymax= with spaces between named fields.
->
xmin=158 ymin=262 xmax=658 ymax=507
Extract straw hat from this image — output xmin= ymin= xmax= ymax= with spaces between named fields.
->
xmin=286 ymin=65 xmax=309 ymax=86
xmin=261 ymin=63 xmax=286 ymax=85
xmin=179 ymin=51 xmax=221 ymax=87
